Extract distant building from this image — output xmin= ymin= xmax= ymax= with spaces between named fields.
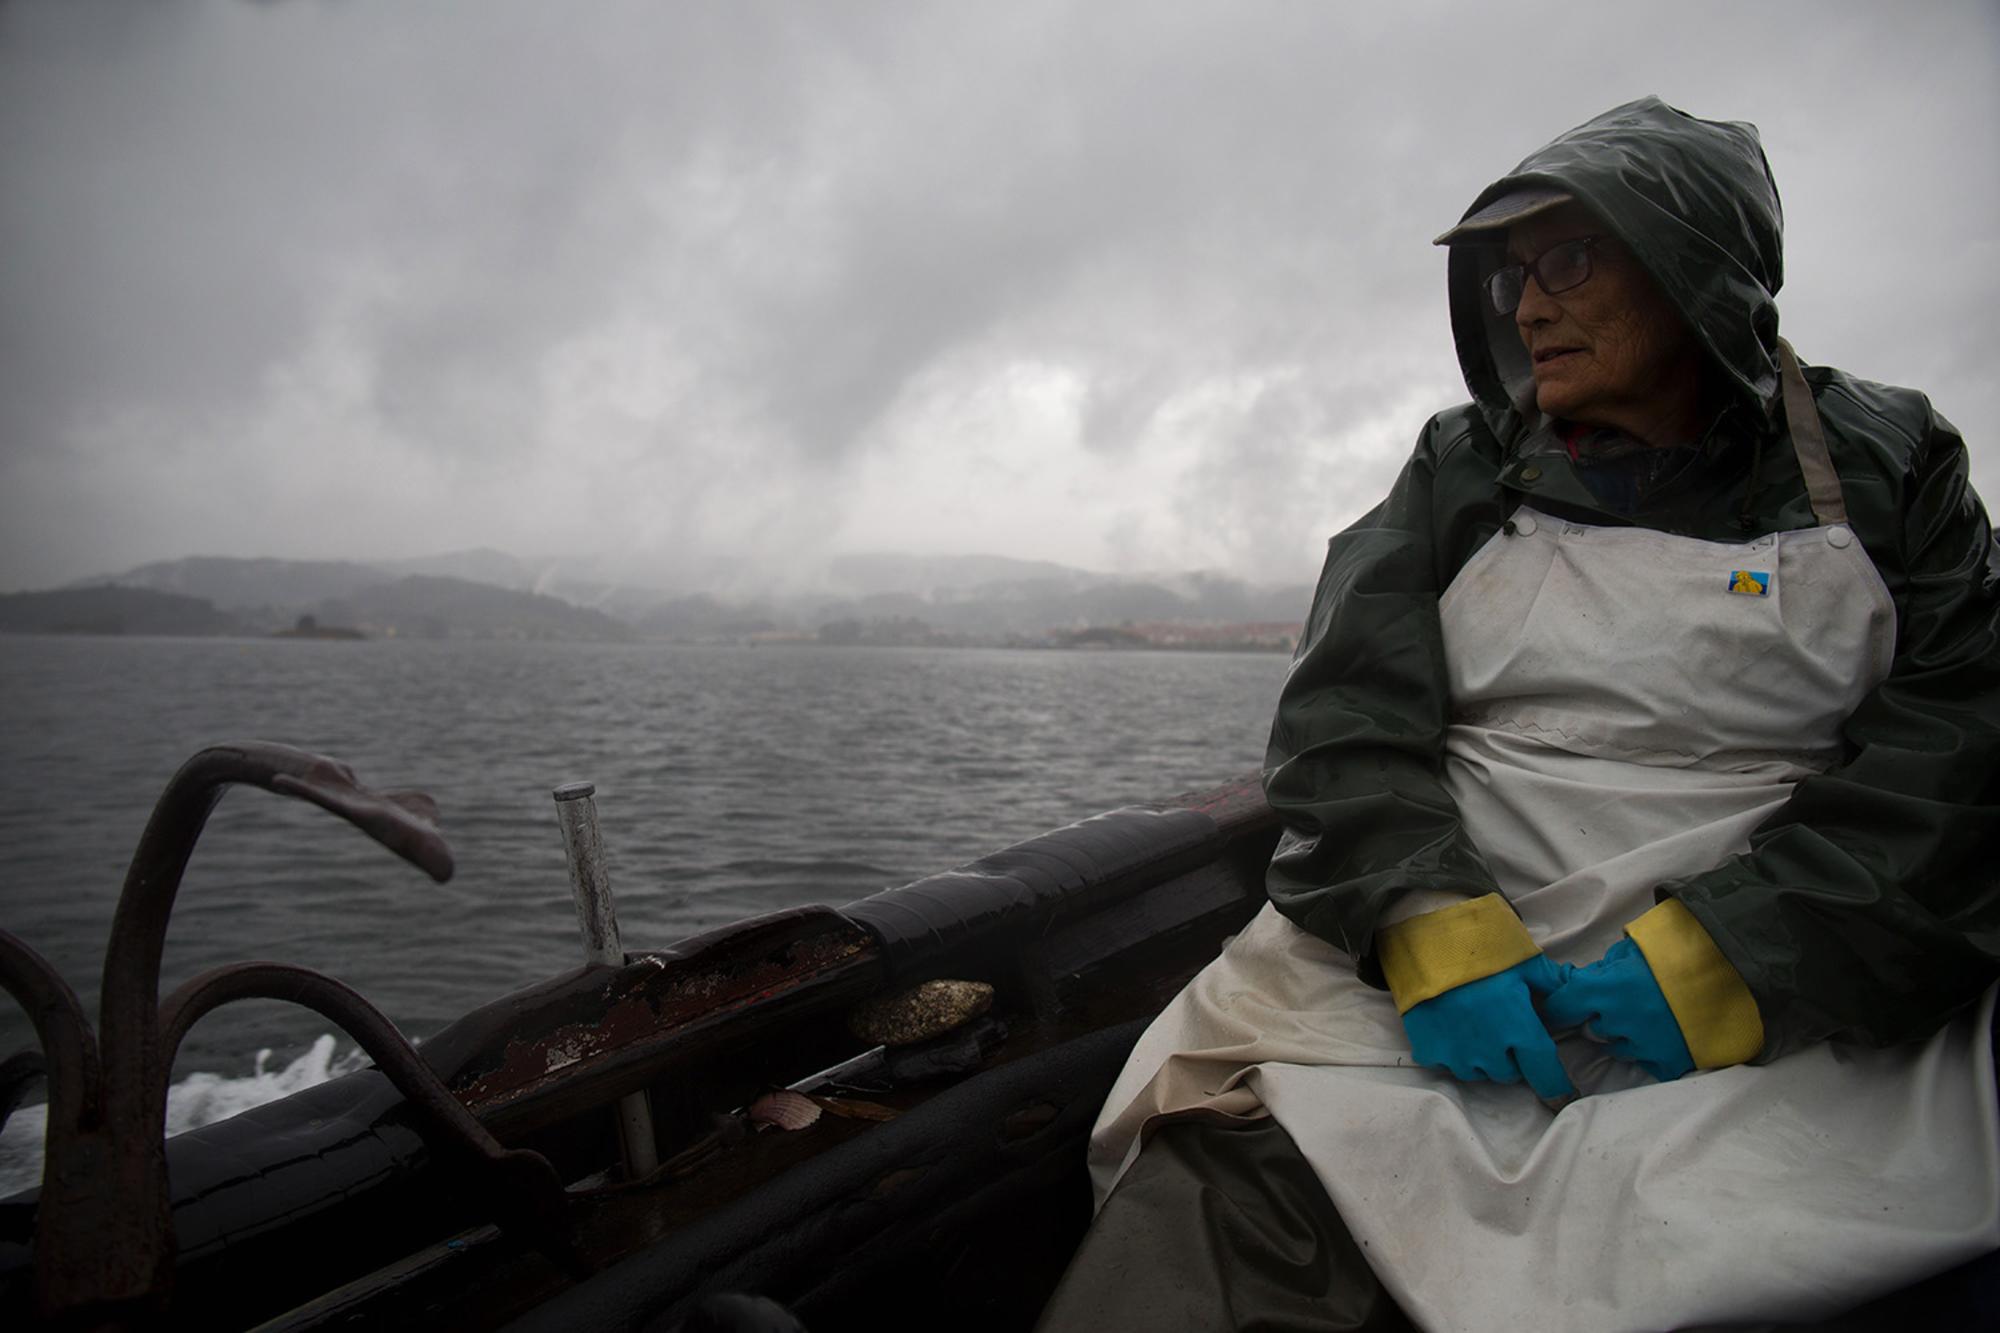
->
xmin=1117 ymin=621 xmax=1300 ymax=652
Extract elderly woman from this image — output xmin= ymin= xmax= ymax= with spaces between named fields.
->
xmin=1038 ymin=99 xmax=2000 ymax=1332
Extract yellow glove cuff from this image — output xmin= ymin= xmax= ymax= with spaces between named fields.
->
xmin=1377 ymin=893 xmax=1539 ymax=1014
xmin=1626 ymin=899 xmax=1764 ymax=1069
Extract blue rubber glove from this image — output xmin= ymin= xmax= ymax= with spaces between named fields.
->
xmin=1399 ymin=955 xmax=1574 ymax=1099
xmin=1539 ymin=938 xmax=1694 ymax=1083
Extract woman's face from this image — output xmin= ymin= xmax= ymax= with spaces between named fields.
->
xmin=1508 ymin=203 xmax=1702 ymax=444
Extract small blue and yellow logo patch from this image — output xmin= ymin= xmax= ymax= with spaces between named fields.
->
xmin=1727 ymin=570 xmax=1770 ymax=596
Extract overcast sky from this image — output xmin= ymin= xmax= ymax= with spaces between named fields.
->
xmin=2 ymin=0 xmax=1994 ymax=594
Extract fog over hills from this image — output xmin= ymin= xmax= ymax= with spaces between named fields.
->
xmin=317 ymin=575 xmax=636 ymax=643
xmin=48 ymin=550 xmax=1310 ymax=645
xmin=825 ymin=553 xmax=1105 ymax=597
xmin=66 ymin=556 xmax=391 ymax=613
xmin=26 ymin=567 xmax=634 ymax=642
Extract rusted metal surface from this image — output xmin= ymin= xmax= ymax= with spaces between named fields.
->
xmin=0 ymin=928 xmax=125 ymax=1322
xmin=453 ymin=781 xmax=1265 ymax=1128
xmin=7 ymin=742 xmax=456 ymax=1327
xmin=454 ymin=908 xmax=878 ymax=1119
xmin=159 ymin=962 xmax=586 ymax=1280
xmin=0 ymin=933 xmax=97 ymax=1135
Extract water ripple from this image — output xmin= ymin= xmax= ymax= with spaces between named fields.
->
xmin=0 ymin=639 xmax=1284 ymax=1083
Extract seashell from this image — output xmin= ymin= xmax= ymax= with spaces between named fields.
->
xmin=747 ymin=1089 xmax=822 ymax=1131
xmin=847 ymin=979 xmax=994 ymax=1047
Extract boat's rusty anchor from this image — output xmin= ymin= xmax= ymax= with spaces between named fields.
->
xmin=0 ymin=742 xmax=587 ymax=1328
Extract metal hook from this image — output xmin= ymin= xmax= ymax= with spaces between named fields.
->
xmin=10 ymin=742 xmax=461 ymax=1325
xmin=160 ymin=963 xmax=588 ymax=1281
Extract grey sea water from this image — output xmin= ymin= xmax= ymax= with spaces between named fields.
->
xmin=0 ymin=635 xmax=1288 ymax=1189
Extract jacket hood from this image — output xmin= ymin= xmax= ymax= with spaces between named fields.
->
xmin=1441 ymin=98 xmax=1785 ymax=443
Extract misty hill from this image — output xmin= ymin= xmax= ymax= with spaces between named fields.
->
xmin=66 ymin=551 xmax=1310 ymax=643
xmin=75 ymin=550 xmax=635 ymax=624
xmin=825 ymin=552 xmax=1103 ymax=597
xmin=0 ymin=586 xmax=239 ymax=636
xmin=781 ymin=568 xmax=1311 ymax=638
xmin=372 ymin=547 xmax=541 ymax=588
xmin=71 ymin=556 xmax=389 ymax=614
xmin=312 ymin=575 xmax=637 ymax=642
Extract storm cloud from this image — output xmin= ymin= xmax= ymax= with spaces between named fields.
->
xmin=2 ymin=0 xmax=1994 ymax=592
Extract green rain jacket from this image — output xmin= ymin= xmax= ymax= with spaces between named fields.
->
xmin=1264 ymin=98 xmax=2000 ymax=1063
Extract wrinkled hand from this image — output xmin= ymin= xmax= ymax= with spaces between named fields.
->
xmin=1540 ymin=939 xmax=1694 ymax=1083
xmin=1399 ymin=955 xmax=1574 ymax=1099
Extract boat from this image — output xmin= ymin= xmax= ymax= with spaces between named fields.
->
xmin=2 ymin=742 xmax=1993 ymax=1330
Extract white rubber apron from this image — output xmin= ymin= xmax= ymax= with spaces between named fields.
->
xmin=1088 ymin=382 xmax=2000 ymax=1330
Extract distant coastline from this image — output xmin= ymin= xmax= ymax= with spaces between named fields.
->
xmin=4 ymin=551 xmax=1306 ymax=652
xmin=0 ymin=586 xmax=237 ymax=637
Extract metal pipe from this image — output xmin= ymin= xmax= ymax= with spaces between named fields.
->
xmin=552 ymin=782 xmax=660 ymax=1178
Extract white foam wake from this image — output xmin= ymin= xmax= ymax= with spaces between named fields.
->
xmin=0 ymin=1035 xmax=368 ymax=1198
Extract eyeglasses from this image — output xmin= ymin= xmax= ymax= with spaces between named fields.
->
xmin=1485 ymin=235 xmax=1602 ymax=315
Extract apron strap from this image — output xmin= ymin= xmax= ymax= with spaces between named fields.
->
xmin=1777 ymin=338 xmax=1847 ymax=526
